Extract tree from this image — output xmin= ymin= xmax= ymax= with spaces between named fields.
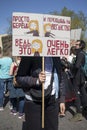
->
xmin=50 ymin=7 xmax=87 ymax=39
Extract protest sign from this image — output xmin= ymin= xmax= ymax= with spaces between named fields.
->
xmin=12 ymin=12 xmax=71 ymax=57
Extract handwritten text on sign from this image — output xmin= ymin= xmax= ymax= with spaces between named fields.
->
xmin=12 ymin=12 xmax=70 ymax=57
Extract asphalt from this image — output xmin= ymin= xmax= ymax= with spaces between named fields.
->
xmin=0 ymin=99 xmax=87 ymax=130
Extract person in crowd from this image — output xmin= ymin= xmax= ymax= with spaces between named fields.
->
xmin=67 ymin=46 xmax=77 ymax=78
xmin=9 ymin=56 xmax=25 ymax=119
xmin=70 ymin=40 xmax=87 ymax=122
xmin=0 ymin=47 xmax=13 ymax=111
xmin=16 ymin=56 xmax=65 ymax=130
xmin=68 ymin=46 xmax=76 ymax=64
xmin=60 ymin=56 xmax=76 ymax=117
xmin=61 ymin=56 xmax=76 ymax=103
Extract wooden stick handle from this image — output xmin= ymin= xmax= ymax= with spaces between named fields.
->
xmin=42 ymin=57 xmax=44 ymax=128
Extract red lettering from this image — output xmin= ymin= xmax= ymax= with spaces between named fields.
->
xmin=19 ymin=47 xmax=31 ymax=55
xmin=64 ymin=49 xmax=69 ymax=55
xmin=60 ymin=49 xmax=64 ymax=55
xmin=65 ymin=43 xmax=69 ymax=48
xmin=47 ymin=48 xmax=51 ymax=55
xmin=13 ymin=23 xmax=28 ymax=29
xmin=19 ymin=47 xmax=23 ymax=54
xmin=13 ymin=16 xmax=29 ymax=22
xmin=51 ymin=48 xmax=56 ymax=55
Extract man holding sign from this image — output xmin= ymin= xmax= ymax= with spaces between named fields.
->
xmin=12 ymin=12 xmax=70 ymax=130
xmin=16 ymin=56 xmax=65 ymax=130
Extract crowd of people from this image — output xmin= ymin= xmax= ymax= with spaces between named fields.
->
xmin=61 ymin=40 xmax=87 ymax=121
xmin=0 ymin=39 xmax=87 ymax=130
xmin=0 ymin=48 xmax=25 ymax=119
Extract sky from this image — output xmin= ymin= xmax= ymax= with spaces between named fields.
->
xmin=0 ymin=0 xmax=87 ymax=34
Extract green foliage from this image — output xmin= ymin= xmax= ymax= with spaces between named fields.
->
xmin=51 ymin=7 xmax=87 ymax=30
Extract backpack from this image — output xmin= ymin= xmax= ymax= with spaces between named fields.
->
xmin=81 ymin=51 xmax=87 ymax=77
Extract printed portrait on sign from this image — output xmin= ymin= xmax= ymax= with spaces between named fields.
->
xmin=31 ymin=39 xmax=43 ymax=56
xmin=26 ymin=20 xmax=39 ymax=36
xmin=44 ymin=23 xmax=55 ymax=38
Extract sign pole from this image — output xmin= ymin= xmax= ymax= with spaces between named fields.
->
xmin=42 ymin=56 xmax=44 ymax=128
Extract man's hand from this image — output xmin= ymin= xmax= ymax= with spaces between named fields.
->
xmin=59 ymin=103 xmax=65 ymax=117
xmin=39 ymin=71 xmax=46 ymax=84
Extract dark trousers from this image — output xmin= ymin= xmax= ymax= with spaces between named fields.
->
xmin=22 ymin=96 xmax=59 ymax=130
xmin=74 ymin=83 xmax=87 ymax=113
xmin=10 ymin=97 xmax=25 ymax=113
xmin=80 ymin=86 xmax=87 ymax=108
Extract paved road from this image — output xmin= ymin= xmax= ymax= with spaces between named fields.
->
xmin=0 ymin=101 xmax=87 ymax=130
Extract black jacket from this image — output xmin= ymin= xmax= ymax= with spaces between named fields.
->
xmin=74 ymin=49 xmax=86 ymax=85
xmin=16 ymin=57 xmax=65 ymax=103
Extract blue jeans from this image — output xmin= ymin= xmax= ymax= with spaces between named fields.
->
xmin=11 ymin=97 xmax=25 ymax=113
xmin=0 ymin=78 xmax=12 ymax=107
xmin=0 ymin=79 xmax=4 ymax=107
xmin=18 ymin=97 xmax=25 ymax=113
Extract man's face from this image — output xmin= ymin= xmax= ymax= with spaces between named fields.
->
xmin=75 ymin=41 xmax=80 ymax=49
